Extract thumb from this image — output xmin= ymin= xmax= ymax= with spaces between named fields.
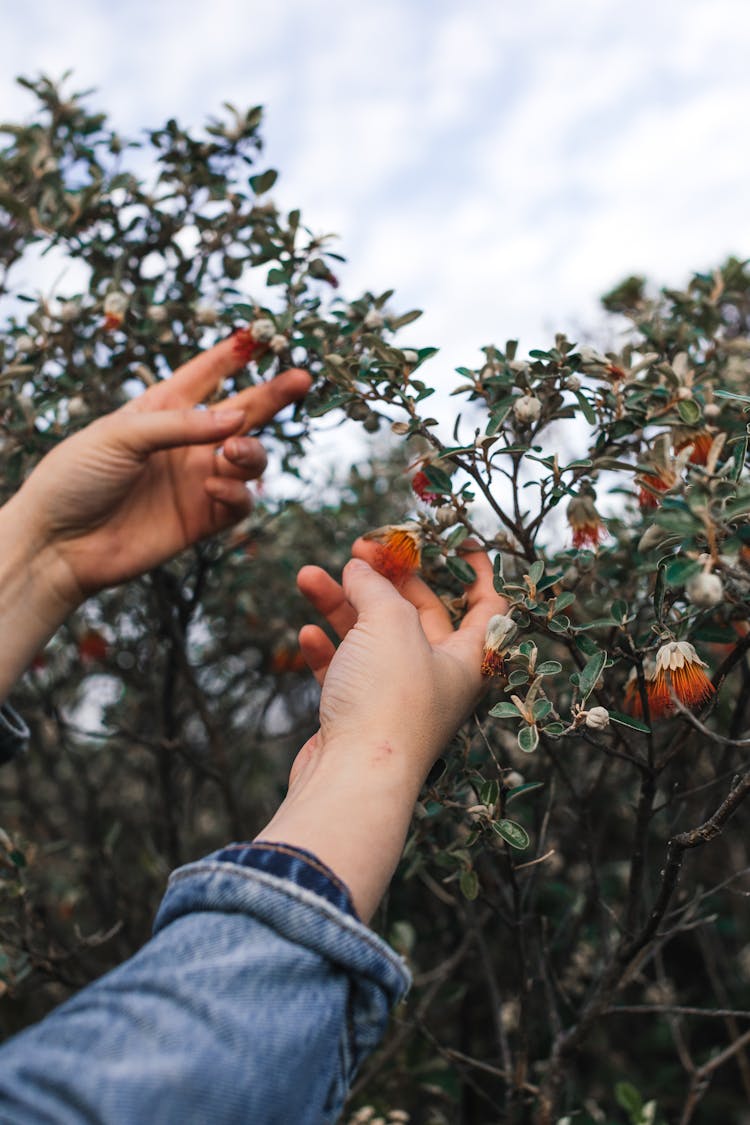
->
xmin=109 ymin=407 xmax=246 ymax=457
xmin=341 ymin=558 xmax=405 ymax=616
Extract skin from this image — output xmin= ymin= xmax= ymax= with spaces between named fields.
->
xmin=258 ymin=543 xmax=508 ymax=922
xmin=0 ymin=336 xmax=311 ymax=700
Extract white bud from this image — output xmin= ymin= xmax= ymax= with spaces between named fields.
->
xmin=103 ymin=291 xmax=129 ymax=317
xmin=484 ymin=614 xmax=517 ymax=651
xmin=269 ymin=333 xmax=288 ymax=354
xmin=147 ymin=304 xmax=168 ymax=323
xmin=507 ymin=359 xmax=530 ymax=374
xmin=585 ymin=706 xmax=610 ymax=730
xmin=685 ymin=571 xmax=723 ymax=608
xmin=513 ymin=395 xmax=542 ymax=424
xmin=363 ymin=309 xmax=385 ymax=330
xmin=703 ymin=402 xmax=720 ymax=420
xmin=15 ymin=334 xmax=35 ymax=354
xmin=194 ymin=303 xmax=218 ymax=326
xmin=504 ymin=770 xmax=524 ymax=789
xmin=579 ymin=346 xmax=608 ymax=366
xmin=67 ymin=395 xmax=87 ymax=419
xmin=676 ymin=386 xmax=692 ymax=400
xmin=402 ymin=350 xmax=418 ymax=364
xmin=251 ymin=317 xmax=276 ymax=343
xmin=433 ymin=505 xmax=457 ymax=529
xmin=58 ymin=300 xmax=80 ymax=323
xmin=565 ymin=374 xmax=581 ymax=391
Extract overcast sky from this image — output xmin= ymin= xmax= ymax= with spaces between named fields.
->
xmin=2 ymin=0 xmax=749 ymax=382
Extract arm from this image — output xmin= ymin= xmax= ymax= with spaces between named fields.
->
xmin=0 ymin=336 xmax=311 ymax=701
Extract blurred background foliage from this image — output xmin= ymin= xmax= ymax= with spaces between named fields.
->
xmin=2 ymin=78 xmax=750 ymax=1125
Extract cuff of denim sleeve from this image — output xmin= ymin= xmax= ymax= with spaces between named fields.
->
xmin=0 ymin=703 xmax=29 ymax=766
xmin=210 ymin=840 xmax=358 ymax=919
xmin=153 ymin=853 xmax=411 ymax=1017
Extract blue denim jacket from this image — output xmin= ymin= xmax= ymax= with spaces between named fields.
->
xmin=0 ymin=841 xmax=411 ymax=1123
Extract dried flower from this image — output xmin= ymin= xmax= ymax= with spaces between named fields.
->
xmin=363 ymin=523 xmax=422 ymax=585
xmin=567 ymin=491 xmax=606 ymax=549
xmin=685 ymin=571 xmax=724 ymax=608
xmin=585 ymin=706 xmax=610 ymax=730
xmin=649 ymin=641 xmax=715 ymax=716
xmin=674 ymin=429 xmax=714 ymax=467
xmin=513 ymin=395 xmax=542 ymax=424
xmin=481 ymin=613 xmax=517 ymax=677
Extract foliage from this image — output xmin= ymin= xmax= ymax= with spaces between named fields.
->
xmin=2 ymin=76 xmax=750 ymax=1125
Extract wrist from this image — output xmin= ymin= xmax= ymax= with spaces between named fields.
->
xmin=0 ymin=495 xmax=81 ymax=701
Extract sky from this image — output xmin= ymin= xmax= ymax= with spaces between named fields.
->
xmin=2 ymin=0 xmax=750 ymax=402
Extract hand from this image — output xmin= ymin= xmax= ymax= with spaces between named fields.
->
xmin=6 ymin=336 xmax=311 ymax=609
xmin=257 ymin=544 xmax=507 ymax=921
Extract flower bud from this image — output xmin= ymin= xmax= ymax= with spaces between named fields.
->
xmin=402 ymin=350 xmax=418 ymax=364
xmin=685 ymin=571 xmax=723 ymax=608
xmin=485 ymin=614 xmax=517 ymax=651
xmin=58 ymin=300 xmax=80 ymax=323
xmin=363 ymin=309 xmax=385 ymax=330
xmin=67 ymin=395 xmax=87 ymax=419
xmin=270 ymin=333 xmax=288 ymax=354
xmin=194 ymin=303 xmax=218 ymax=326
xmin=565 ymin=374 xmax=581 ymax=391
xmin=703 ymin=402 xmax=720 ymax=420
xmin=676 ymin=386 xmax=693 ymax=400
xmin=15 ymin=334 xmax=34 ymax=354
xmin=585 ymin=706 xmax=610 ymax=730
xmin=147 ymin=304 xmax=168 ymax=323
xmin=504 ymin=770 xmax=524 ymax=789
xmin=250 ymin=317 xmax=276 ymax=343
xmin=103 ymin=291 xmax=129 ymax=317
xmin=513 ymin=395 xmax=542 ymax=424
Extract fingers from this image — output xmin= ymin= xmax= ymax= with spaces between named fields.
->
xmin=351 ymin=535 xmax=458 ymax=645
xmin=298 ymin=624 xmax=336 ymax=687
xmin=341 ymin=557 xmax=407 ymax=618
xmin=214 ymin=435 xmax=268 ymax=482
xmin=297 ymin=566 xmax=357 ymax=640
xmin=111 ymin=407 xmax=247 ymax=457
xmin=159 ymin=336 xmax=250 ymax=405
xmin=217 ymin=367 xmax=312 ymax=430
xmin=203 ymin=476 xmax=254 ymax=521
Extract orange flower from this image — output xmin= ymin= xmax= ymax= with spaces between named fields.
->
xmin=270 ymin=646 xmax=307 ymax=675
xmin=363 ymin=523 xmax=422 ymax=585
xmin=623 ymin=662 xmax=654 ymax=719
xmin=648 ymin=641 xmax=715 ymax=717
xmin=637 ymin=471 xmax=673 ymax=510
xmin=567 ymin=493 xmax=606 ymax=549
xmin=103 ymin=312 xmax=124 ymax=332
xmin=674 ymin=430 xmax=714 ymax=467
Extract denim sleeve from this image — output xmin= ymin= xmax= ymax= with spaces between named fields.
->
xmin=0 ymin=842 xmax=411 ymax=1125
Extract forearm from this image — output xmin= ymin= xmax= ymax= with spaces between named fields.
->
xmin=257 ymin=741 xmax=425 ymax=923
xmin=0 ymin=494 xmax=76 ymax=702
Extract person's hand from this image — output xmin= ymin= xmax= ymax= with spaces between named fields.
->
xmin=0 ymin=337 xmax=310 ymax=703
xmin=293 ymin=543 xmax=508 ymax=787
xmin=257 ymin=543 xmax=507 ymax=921
xmin=6 ymin=336 xmax=310 ymax=608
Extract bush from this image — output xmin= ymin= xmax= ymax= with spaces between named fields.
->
xmin=2 ymin=76 xmax=750 ymax=1124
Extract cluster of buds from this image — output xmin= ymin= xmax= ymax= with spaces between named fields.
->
xmin=481 ymin=614 xmax=517 ymax=677
xmin=363 ymin=523 xmax=422 ymax=585
xmin=624 ymin=641 xmax=715 ymax=719
xmin=567 ymin=485 xmax=606 ymax=550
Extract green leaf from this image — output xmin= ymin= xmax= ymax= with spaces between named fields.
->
xmin=445 ymin=556 xmax=477 ymax=585
xmin=732 ymin=436 xmax=748 ymax=481
xmin=506 ymin=781 xmax=545 ymax=803
xmin=543 ymin=721 xmax=566 ymax=736
xmin=654 ymin=508 xmax=699 ymax=534
xmin=508 ymin=669 xmax=529 ymax=687
xmin=677 ymin=399 xmax=701 ymax=425
xmin=459 ymin=869 xmax=479 ymax=900
xmin=517 ymin=724 xmax=539 ymax=753
xmin=492 ymin=819 xmax=530 ymax=849
xmin=574 ymin=390 xmax=597 ymax=425
xmin=664 ymin=557 xmax=701 ymax=586
xmin=423 ymin=464 xmax=453 ymax=493
xmin=536 ymin=660 xmax=563 ymax=675
xmin=579 ymin=650 xmax=606 ymax=702
xmin=654 ymin=561 xmax=667 ymax=625
xmin=493 ymin=553 xmax=504 ymax=592
xmin=615 ymin=1081 xmax=643 ymax=1118
xmin=548 ymin=615 xmax=571 ymax=634
xmin=609 ymin=710 xmax=651 ymax=733
xmin=610 ymin=599 xmax=628 ymax=623
xmin=554 ymin=592 xmax=576 ymax=612
xmin=532 ymin=698 xmax=552 ymax=721
xmin=250 ymin=168 xmax=278 ymax=194
xmin=479 ymin=779 xmax=500 ymax=806
xmin=489 ymin=701 xmax=521 ymax=719
xmin=528 ymin=560 xmax=544 ymax=585
xmin=389 ymin=309 xmax=422 ymax=329
xmin=518 ymin=640 xmax=536 ymax=657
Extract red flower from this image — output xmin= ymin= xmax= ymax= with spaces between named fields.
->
xmin=232 ymin=328 xmax=263 ymax=364
xmin=78 ymin=629 xmax=108 ymax=663
xmin=412 ymin=470 xmax=439 ymax=506
xmin=674 ymin=430 xmax=714 ymax=467
xmin=567 ymin=493 xmax=606 ymax=549
xmin=103 ymin=312 xmax=124 ymax=332
xmin=637 ymin=472 xmax=672 ymax=510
